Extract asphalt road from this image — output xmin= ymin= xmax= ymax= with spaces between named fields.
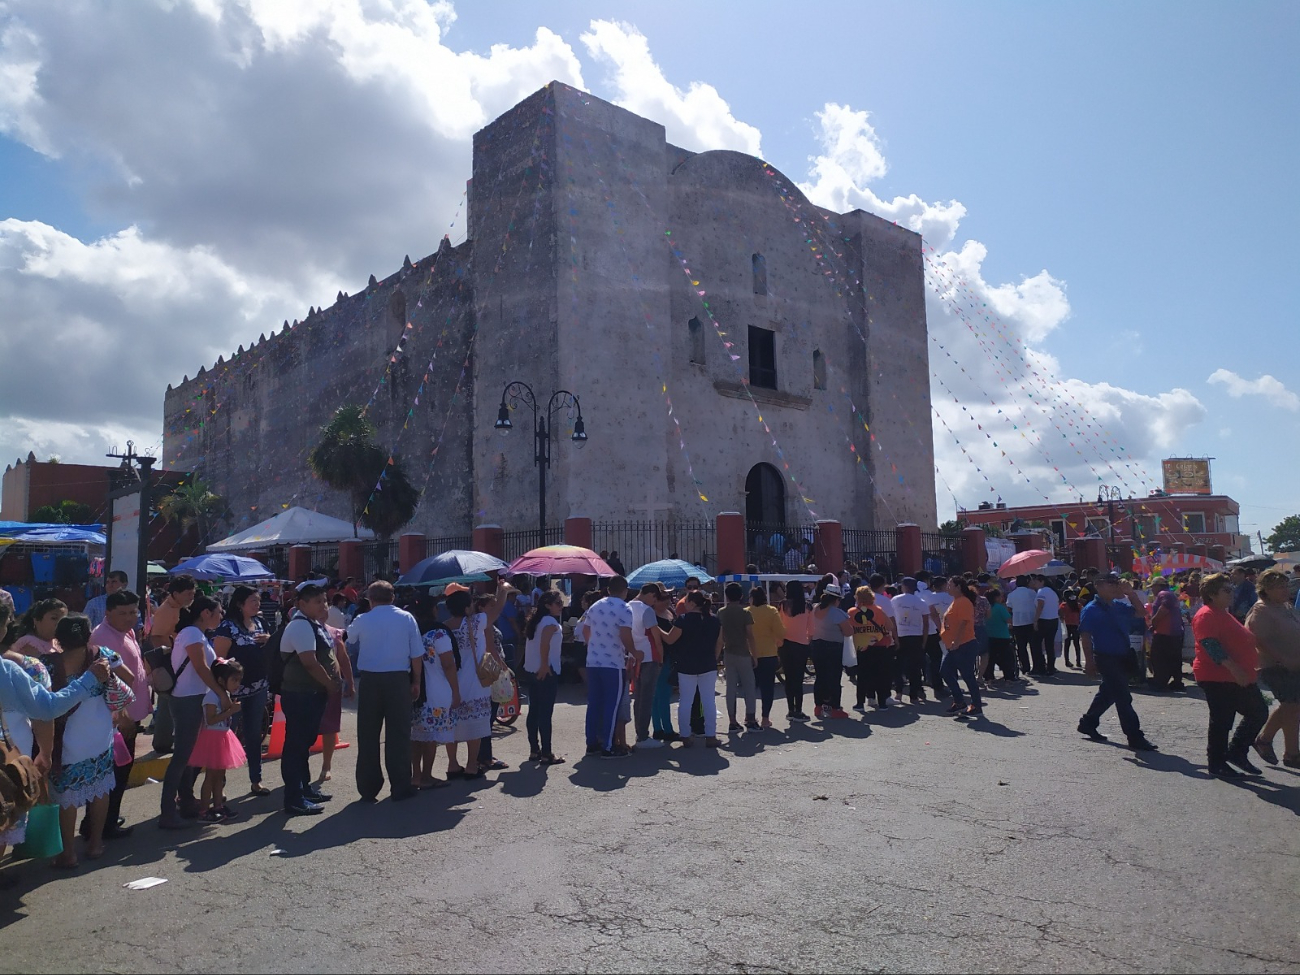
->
xmin=2 ymin=669 xmax=1297 ymax=974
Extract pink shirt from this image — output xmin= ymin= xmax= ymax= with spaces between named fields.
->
xmin=90 ymin=620 xmax=152 ymax=723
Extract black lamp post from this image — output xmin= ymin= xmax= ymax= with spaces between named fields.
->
xmin=1098 ymin=485 xmax=1122 ymax=566
xmin=495 ymin=381 xmax=587 ymax=548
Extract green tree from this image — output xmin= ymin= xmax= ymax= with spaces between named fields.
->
xmin=1266 ymin=515 xmax=1300 ymax=553
xmin=157 ymin=477 xmax=228 ymax=544
xmin=31 ymin=499 xmax=94 ymax=524
xmin=938 ymin=519 xmax=962 ymax=537
xmin=308 ymin=405 xmax=418 ymax=538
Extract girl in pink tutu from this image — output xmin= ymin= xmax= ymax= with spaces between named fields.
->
xmin=188 ymin=659 xmax=247 ymax=822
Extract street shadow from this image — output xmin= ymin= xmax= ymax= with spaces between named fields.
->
xmin=864 ymin=706 xmax=920 ymax=730
xmin=960 ymin=715 xmax=1026 ymax=738
xmin=496 ymin=762 xmax=552 ymax=799
xmin=566 ymin=751 xmax=670 ymax=792
xmin=1220 ymin=776 xmax=1300 ymax=816
xmin=659 ymin=745 xmax=730 ymax=778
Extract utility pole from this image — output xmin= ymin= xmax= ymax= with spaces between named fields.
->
xmin=106 ymin=441 xmax=157 ymax=595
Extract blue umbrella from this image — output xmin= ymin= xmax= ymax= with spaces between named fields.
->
xmin=397 ymin=549 xmax=509 ymax=586
xmin=626 ymin=559 xmax=713 ymax=589
xmin=171 ymin=553 xmax=275 ymax=581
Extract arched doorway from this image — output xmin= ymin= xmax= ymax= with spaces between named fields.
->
xmin=745 ymin=463 xmax=785 ymax=526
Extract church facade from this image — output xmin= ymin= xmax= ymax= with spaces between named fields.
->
xmin=164 ymin=82 xmax=937 ymax=539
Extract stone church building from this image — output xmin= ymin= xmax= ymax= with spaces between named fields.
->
xmin=164 ymin=82 xmax=936 ymax=541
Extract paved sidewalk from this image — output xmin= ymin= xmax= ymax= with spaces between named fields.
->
xmin=2 ymin=672 xmax=1297 ymax=973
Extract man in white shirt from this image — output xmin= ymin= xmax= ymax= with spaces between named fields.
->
xmin=629 ymin=583 xmax=666 ymax=749
xmin=280 ymin=585 xmax=342 ymax=815
xmin=346 ymin=580 xmax=424 ymax=802
xmin=916 ymin=571 xmax=952 ymax=700
xmin=1032 ymin=575 xmax=1062 ymax=677
xmin=1005 ymin=577 xmax=1040 ymax=676
xmin=892 ymin=577 xmax=931 ymax=704
xmin=581 ymin=576 xmax=636 ymax=758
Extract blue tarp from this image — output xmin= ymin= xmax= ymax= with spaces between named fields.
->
xmin=0 ymin=524 xmax=107 ymax=545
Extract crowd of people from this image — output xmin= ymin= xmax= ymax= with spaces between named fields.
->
xmin=2 ymin=558 xmax=1298 ymax=870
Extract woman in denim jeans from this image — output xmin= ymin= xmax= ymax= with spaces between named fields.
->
xmin=212 ymin=587 xmax=272 ymax=796
xmin=523 ymin=590 xmax=566 ymax=766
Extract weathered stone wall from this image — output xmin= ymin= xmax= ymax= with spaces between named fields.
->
xmin=164 ymin=81 xmax=937 ymax=538
xmin=163 ymin=241 xmax=476 ymax=538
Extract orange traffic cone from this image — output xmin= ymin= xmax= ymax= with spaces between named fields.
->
xmin=263 ymin=698 xmax=286 ymax=760
xmin=261 ymin=697 xmax=351 ymax=760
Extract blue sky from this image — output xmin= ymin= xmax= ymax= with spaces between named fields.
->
xmin=0 ymin=0 xmax=1295 ymax=544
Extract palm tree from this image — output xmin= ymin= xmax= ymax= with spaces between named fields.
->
xmin=157 ymin=477 xmax=227 ymax=544
xmin=309 ymin=405 xmax=418 ymax=538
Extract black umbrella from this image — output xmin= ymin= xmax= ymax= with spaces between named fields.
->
xmin=1225 ymin=555 xmax=1276 ymax=570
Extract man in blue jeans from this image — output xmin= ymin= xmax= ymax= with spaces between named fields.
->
xmin=579 ymin=576 xmax=636 ymax=758
xmin=1077 ymin=573 xmax=1158 ymax=752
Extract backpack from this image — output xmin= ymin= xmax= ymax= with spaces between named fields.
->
xmin=143 ymin=643 xmax=190 ymax=694
xmin=0 ymin=711 xmax=41 ymax=834
xmin=415 ymin=624 xmax=460 ymax=707
xmin=263 ymin=621 xmax=291 ymax=697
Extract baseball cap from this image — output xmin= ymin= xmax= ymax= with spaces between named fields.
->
xmin=444 ymin=582 xmax=471 ymax=595
xmin=1096 ymin=572 xmax=1121 ymax=585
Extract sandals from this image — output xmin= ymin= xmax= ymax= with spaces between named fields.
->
xmin=445 ymin=767 xmax=466 ymax=779
xmin=198 ymin=809 xmax=224 ymax=823
xmin=484 ymin=759 xmax=509 ymax=771
xmin=461 ymin=769 xmax=486 ymax=780
xmin=528 ymin=750 xmax=541 ymax=762
xmin=52 ymin=855 xmax=79 ymax=870
xmin=539 ymin=754 xmax=566 ymax=766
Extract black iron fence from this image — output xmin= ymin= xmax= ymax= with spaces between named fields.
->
xmin=363 ymin=540 xmax=399 ymax=581
xmin=842 ymin=529 xmax=899 ymax=580
xmin=589 ymin=521 xmax=715 ymax=576
xmin=744 ymin=522 xmax=816 ymax=573
xmin=920 ymin=532 xmax=963 ymax=577
xmin=500 ymin=527 xmax=564 ymax=563
xmin=309 ymin=543 xmax=339 ymax=578
xmin=425 ymin=534 xmax=472 ymax=559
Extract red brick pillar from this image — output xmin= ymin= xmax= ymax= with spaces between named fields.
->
xmin=564 ymin=516 xmax=593 ymax=550
xmin=1073 ymin=538 xmax=1107 ymax=573
xmin=961 ymin=527 xmax=987 ymax=575
xmin=896 ymin=524 xmax=922 ymax=577
xmin=716 ymin=512 xmax=745 ymax=576
xmin=1013 ymin=531 xmax=1046 ymax=553
xmin=398 ymin=533 xmax=426 ymax=574
xmin=287 ymin=544 xmax=312 ymax=583
xmin=472 ymin=524 xmax=504 ymax=560
xmin=1188 ymin=543 xmax=1207 ymax=558
xmin=338 ymin=540 xmax=364 ymax=582
xmin=1208 ymin=545 xmax=1227 ymax=564
xmin=814 ymin=520 xmax=844 ymax=576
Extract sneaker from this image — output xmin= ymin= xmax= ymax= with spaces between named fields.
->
xmin=652 ymin=730 xmax=668 ymax=741
xmin=728 ymin=721 xmax=743 ymax=733
xmin=852 ymin=704 xmax=867 ymax=714
xmin=600 ymin=746 xmax=631 ymax=759
xmin=661 ymin=731 xmax=683 ymax=743
xmin=1209 ymin=762 xmax=1243 ymax=779
xmin=744 ymin=720 xmax=760 ymax=731
xmin=586 ymin=743 xmax=602 ymax=756
xmin=704 ymin=737 xmax=721 ymax=748
xmin=946 ymin=701 xmax=965 ymax=715
xmin=1077 ymin=721 xmax=1108 ymax=742
xmin=829 ymin=709 xmax=850 ymax=720
xmin=1127 ymin=737 xmax=1158 ymax=753
xmin=963 ymin=706 xmax=983 ymax=718
xmin=893 ymin=694 xmax=905 ymax=704
xmin=789 ymin=712 xmax=810 ymax=722
xmin=638 ymin=738 xmax=665 ymax=749
xmin=285 ymin=800 xmax=323 ymax=816
xmin=1225 ymin=750 xmax=1262 ymax=775
xmin=305 ymin=790 xmax=333 ymax=802
xmin=198 ymin=808 xmax=224 ymax=823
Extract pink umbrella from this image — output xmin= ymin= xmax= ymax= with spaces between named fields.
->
xmin=505 ymin=544 xmax=616 ymax=577
xmin=996 ymin=549 xmax=1055 ymax=578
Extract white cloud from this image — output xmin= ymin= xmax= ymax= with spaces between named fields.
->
xmin=579 ymin=20 xmax=761 ymax=156
xmin=0 ymin=0 xmax=585 ymax=467
xmin=1207 ymin=369 xmax=1300 ymax=411
xmin=799 ymin=103 xmax=966 ymax=248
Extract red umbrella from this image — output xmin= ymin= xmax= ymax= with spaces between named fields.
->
xmin=996 ymin=549 xmax=1055 ymax=578
xmin=505 ymin=544 xmax=616 ymax=577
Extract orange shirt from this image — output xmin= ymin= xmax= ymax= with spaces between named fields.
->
xmin=941 ymin=597 xmax=975 ymax=650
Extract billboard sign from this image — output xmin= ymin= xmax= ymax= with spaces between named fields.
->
xmin=1162 ymin=458 xmax=1212 ymax=495
xmin=110 ymin=492 xmax=142 ymax=592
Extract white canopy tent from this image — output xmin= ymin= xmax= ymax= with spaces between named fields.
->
xmin=206 ymin=506 xmax=374 ymax=552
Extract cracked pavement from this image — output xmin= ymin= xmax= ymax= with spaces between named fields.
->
xmin=2 ymin=671 xmax=1297 ymax=973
